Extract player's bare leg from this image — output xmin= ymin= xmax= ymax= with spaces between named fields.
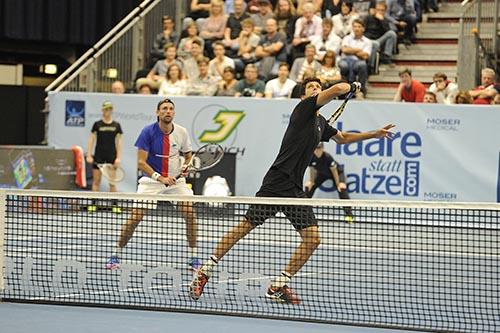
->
xmin=178 ymin=201 xmax=200 ymax=269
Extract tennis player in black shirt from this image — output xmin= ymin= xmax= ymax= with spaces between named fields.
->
xmin=305 ymin=142 xmax=354 ymax=222
xmin=190 ymin=78 xmax=395 ymax=304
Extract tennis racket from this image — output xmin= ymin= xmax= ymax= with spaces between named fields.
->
xmin=179 ymin=143 xmax=224 ymax=177
xmin=327 ymin=91 xmax=355 ymax=125
xmin=97 ymin=163 xmax=125 ymax=184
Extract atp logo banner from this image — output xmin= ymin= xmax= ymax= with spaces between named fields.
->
xmin=191 ymin=104 xmax=245 ymax=145
xmin=65 ymin=100 xmax=85 ymax=127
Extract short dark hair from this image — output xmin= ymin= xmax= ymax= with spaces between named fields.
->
xmin=399 ymin=68 xmax=412 ymax=77
xmin=303 ymin=77 xmax=322 ymax=88
xmin=433 ymin=72 xmax=447 ymax=81
xmin=157 ymin=98 xmax=175 ymax=110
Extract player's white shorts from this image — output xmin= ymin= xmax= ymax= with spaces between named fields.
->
xmin=133 ymin=176 xmax=193 ymax=209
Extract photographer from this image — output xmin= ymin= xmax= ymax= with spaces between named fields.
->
xmin=234 ymin=63 xmax=265 ymax=97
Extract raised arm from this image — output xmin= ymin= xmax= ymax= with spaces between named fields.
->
xmin=316 ymin=82 xmax=360 ymax=106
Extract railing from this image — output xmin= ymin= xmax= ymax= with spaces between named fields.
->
xmin=44 ymin=0 xmax=181 ymax=94
xmin=457 ymin=0 xmax=499 ymax=90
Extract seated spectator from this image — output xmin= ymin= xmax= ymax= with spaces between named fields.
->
xmin=251 ymin=0 xmax=275 ymax=35
xmin=147 ymin=43 xmax=183 ymax=83
xmin=291 ymin=2 xmax=323 ymax=61
xmin=454 ymin=91 xmax=474 ymax=104
xmin=318 ymin=50 xmax=342 ymax=88
xmin=274 ymin=0 xmax=298 ymax=49
xmin=135 ymin=78 xmax=157 ymax=94
xmin=365 ymin=1 xmax=397 ymax=69
xmin=186 ymin=57 xmax=218 ymax=96
xmin=393 ymin=68 xmax=426 ymax=102
xmin=185 ymin=0 xmax=211 ymax=29
xmin=215 ymin=66 xmax=239 ymax=96
xmin=290 ymin=43 xmax=322 ymax=83
xmin=322 ymin=0 xmax=343 ymax=18
xmin=264 ymin=62 xmax=297 ymax=98
xmin=338 ymin=19 xmax=372 ymax=96
xmin=234 ymin=64 xmax=265 ymax=97
xmin=150 ymin=15 xmax=179 ymax=67
xmin=223 ymin=0 xmax=251 ymax=56
xmin=208 ymin=41 xmax=236 ymax=80
xmin=296 ymin=0 xmax=323 ymax=15
xmin=232 ymin=18 xmax=261 ymax=72
xmin=111 ymin=80 xmax=126 ymax=94
xmin=468 ymin=68 xmax=498 ymax=105
xmin=332 ymin=1 xmax=359 ymax=38
xmin=177 ymin=22 xmax=205 ymax=60
xmin=157 ymin=64 xmax=187 ymax=96
xmin=387 ymin=0 xmax=417 ymax=45
xmin=255 ymin=18 xmax=287 ymax=80
xmin=352 ymin=0 xmax=376 ymax=19
xmin=310 ymin=18 xmax=342 ymax=61
xmin=428 ymin=72 xmax=459 ymax=104
xmin=423 ymin=91 xmax=437 ymax=103
xmin=182 ymin=39 xmax=204 ymax=80
xmin=199 ymin=0 xmax=227 ymax=58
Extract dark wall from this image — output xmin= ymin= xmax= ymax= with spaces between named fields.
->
xmin=0 ymin=85 xmax=45 ymax=145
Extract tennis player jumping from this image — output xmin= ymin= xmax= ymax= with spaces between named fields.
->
xmin=105 ymin=98 xmax=200 ymax=271
xmin=190 ymin=79 xmax=395 ymax=304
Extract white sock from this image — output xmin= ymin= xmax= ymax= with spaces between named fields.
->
xmin=200 ymin=255 xmax=219 ymax=277
xmin=271 ymin=271 xmax=292 ymax=289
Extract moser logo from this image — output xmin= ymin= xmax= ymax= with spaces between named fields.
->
xmin=330 ymin=122 xmax=421 ymax=197
xmin=423 ymin=192 xmax=457 ymax=201
xmin=192 ymin=104 xmax=246 ymax=155
xmin=426 ymin=118 xmax=461 ymax=131
xmin=65 ymin=100 xmax=85 ymax=127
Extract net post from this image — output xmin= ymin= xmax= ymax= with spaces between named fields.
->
xmin=0 ymin=189 xmax=5 ymax=297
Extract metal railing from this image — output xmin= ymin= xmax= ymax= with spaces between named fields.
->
xmin=44 ymin=0 xmax=182 ymax=94
xmin=457 ymin=0 xmax=499 ymax=90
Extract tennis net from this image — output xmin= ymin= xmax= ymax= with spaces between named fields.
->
xmin=1 ymin=189 xmax=499 ymax=332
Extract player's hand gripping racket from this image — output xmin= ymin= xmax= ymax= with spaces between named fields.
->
xmin=181 ymin=143 xmax=224 ymax=175
xmin=327 ymin=82 xmax=360 ymax=125
xmin=97 ymin=164 xmax=125 ymax=185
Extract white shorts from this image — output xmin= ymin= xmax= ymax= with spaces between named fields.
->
xmin=134 ymin=176 xmax=193 ymax=209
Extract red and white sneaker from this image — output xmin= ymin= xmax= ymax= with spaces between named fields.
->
xmin=266 ymin=285 xmax=301 ymax=304
xmin=189 ymin=270 xmax=209 ymax=301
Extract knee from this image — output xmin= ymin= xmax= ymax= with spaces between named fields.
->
xmin=309 ymin=234 xmax=321 ymax=249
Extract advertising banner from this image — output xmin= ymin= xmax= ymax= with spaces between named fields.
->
xmin=48 ymin=92 xmax=500 ymax=202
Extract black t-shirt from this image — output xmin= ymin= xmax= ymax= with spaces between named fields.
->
xmin=91 ymin=120 xmax=123 ymax=158
xmin=226 ymin=12 xmax=251 ymax=39
xmin=310 ymin=152 xmax=337 ymax=179
xmin=261 ymin=95 xmax=338 ymax=192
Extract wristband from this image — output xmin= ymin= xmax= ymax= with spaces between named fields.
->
xmin=349 ymin=83 xmax=358 ymax=93
xmin=151 ymin=172 xmax=161 ymax=181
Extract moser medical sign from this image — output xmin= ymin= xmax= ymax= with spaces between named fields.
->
xmin=48 ymin=93 xmax=500 ymax=202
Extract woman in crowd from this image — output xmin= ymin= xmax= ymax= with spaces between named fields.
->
xmin=177 ymin=22 xmax=205 ymax=60
xmin=147 ymin=43 xmax=183 ymax=83
xmin=215 ymin=66 xmax=238 ymax=96
xmin=157 ymin=64 xmax=187 ymax=96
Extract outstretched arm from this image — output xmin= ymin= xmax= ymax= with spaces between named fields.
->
xmin=316 ymin=82 xmax=360 ymax=107
xmin=332 ymin=124 xmax=396 ymax=144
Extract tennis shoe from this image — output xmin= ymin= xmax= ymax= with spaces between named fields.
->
xmin=189 ymin=270 xmax=209 ymax=301
xmin=112 ymin=206 xmax=122 ymax=214
xmin=188 ymin=257 xmax=202 ymax=271
xmin=105 ymin=255 xmax=120 ymax=270
xmin=87 ymin=205 xmax=97 ymax=213
xmin=266 ymin=285 xmax=300 ymax=305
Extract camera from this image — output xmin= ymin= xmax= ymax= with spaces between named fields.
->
xmin=242 ymin=88 xmax=255 ymax=97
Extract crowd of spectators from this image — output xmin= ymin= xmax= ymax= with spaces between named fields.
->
xmin=123 ymin=0 xmax=498 ymax=105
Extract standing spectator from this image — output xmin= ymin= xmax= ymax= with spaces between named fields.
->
xmin=147 ymin=43 xmax=183 ymax=83
xmin=318 ymin=50 xmax=342 ymax=88
xmin=111 ymin=80 xmax=126 ymax=94
xmin=186 ymin=57 xmax=218 ymax=96
xmin=182 ymin=39 xmax=204 ymax=80
xmin=232 ymin=18 xmax=261 ymax=72
xmin=223 ymin=0 xmax=251 ymax=56
xmin=454 ymin=91 xmax=474 ymax=104
xmin=208 ymin=41 xmax=236 ymax=80
xmin=234 ymin=64 xmax=266 ymax=97
xmin=322 ymin=0 xmax=343 ymax=18
xmin=289 ymin=44 xmax=322 ymax=83
xmin=428 ymin=72 xmax=459 ymax=104
xmin=177 ymin=22 xmax=205 ymax=60
xmin=364 ymin=1 xmax=397 ymax=68
xmin=251 ymin=0 xmax=275 ymax=35
xmin=310 ymin=18 xmax=342 ymax=61
xmin=387 ymin=0 xmax=417 ymax=45
xmin=264 ymin=62 xmax=297 ymax=98
xmin=255 ymin=18 xmax=287 ymax=80
xmin=215 ymin=66 xmax=239 ymax=96
xmin=199 ymin=0 xmax=227 ymax=58
xmin=393 ymin=68 xmax=426 ymax=102
xmin=423 ymin=91 xmax=437 ymax=103
xmin=291 ymin=2 xmax=323 ymax=61
xmin=468 ymin=68 xmax=498 ymax=105
xmin=332 ymin=1 xmax=359 ymax=38
xmin=338 ymin=19 xmax=372 ymax=96
xmin=150 ymin=16 xmax=179 ymax=67
xmin=157 ymin=64 xmax=187 ymax=96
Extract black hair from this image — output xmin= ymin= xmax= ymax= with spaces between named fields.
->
xmin=157 ymin=98 xmax=175 ymax=110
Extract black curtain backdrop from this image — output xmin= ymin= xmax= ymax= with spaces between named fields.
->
xmin=1 ymin=0 xmax=140 ymax=46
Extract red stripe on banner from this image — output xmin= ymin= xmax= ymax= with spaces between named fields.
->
xmin=161 ymin=134 xmax=170 ymax=176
